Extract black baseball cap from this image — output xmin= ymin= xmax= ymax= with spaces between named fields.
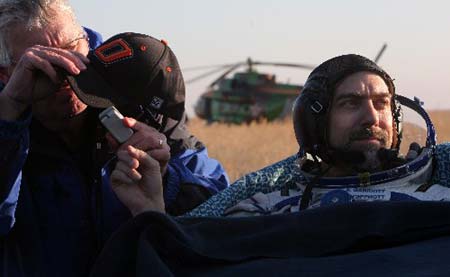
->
xmin=67 ymin=32 xmax=185 ymax=121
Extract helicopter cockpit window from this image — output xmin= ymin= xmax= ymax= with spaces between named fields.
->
xmin=259 ymin=74 xmax=275 ymax=84
xmin=231 ymin=79 xmax=245 ymax=89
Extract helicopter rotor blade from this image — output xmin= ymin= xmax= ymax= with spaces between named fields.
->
xmin=251 ymin=61 xmax=316 ymax=70
xmin=183 ymin=63 xmax=238 ymax=72
xmin=185 ymin=58 xmax=315 ymax=86
xmin=185 ymin=64 xmax=238 ymax=84
xmin=209 ymin=62 xmax=245 ymax=87
xmin=374 ymin=43 xmax=388 ymax=63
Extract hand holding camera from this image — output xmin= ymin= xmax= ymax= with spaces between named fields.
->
xmin=0 ymin=45 xmax=89 ymax=121
xmin=104 ymin=107 xmax=170 ymax=215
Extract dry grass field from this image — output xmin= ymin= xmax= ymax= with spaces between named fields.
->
xmin=188 ymin=110 xmax=450 ymax=182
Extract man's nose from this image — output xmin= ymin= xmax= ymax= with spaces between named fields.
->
xmin=361 ymin=100 xmax=379 ymax=127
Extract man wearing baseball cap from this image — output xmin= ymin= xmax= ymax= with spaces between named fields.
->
xmin=0 ymin=0 xmax=228 ymax=275
xmin=65 ymin=31 xmax=229 ymax=215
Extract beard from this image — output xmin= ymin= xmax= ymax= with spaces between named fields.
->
xmin=330 ymin=127 xmax=391 ymax=173
xmin=354 ymin=149 xmax=381 ymax=172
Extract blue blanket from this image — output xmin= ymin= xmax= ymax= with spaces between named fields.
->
xmin=91 ymin=201 xmax=450 ymax=276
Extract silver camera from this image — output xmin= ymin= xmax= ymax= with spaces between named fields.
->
xmin=98 ymin=106 xmax=134 ymax=143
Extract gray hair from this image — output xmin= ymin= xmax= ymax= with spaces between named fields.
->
xmin=0 ymin=0 xmax=82 ymax=66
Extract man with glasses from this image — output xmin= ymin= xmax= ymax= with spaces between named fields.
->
xmin=0 ymin=0 xmax=228 ymax=275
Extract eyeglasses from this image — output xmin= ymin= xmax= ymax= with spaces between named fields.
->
xmin=8 ymin=31 xmax=89 ymax=67
xmin=60 ymin=32 xmax=89 ymax=51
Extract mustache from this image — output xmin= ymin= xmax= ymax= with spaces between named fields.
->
xmin=348 ymin=128 xmax=389 ymax=143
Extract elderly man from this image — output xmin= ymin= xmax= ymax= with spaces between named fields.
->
xmin=187 ymin=54 xmax=450 ymax=217
xmin=0 ymin=0 xmax=228 ymax=275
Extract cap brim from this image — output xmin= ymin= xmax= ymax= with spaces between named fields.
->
xmin=66 ymin=65 xmax=115 ymax=109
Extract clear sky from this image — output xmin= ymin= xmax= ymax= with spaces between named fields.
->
xmin=71 ymin=0 xmax=450 ymax=115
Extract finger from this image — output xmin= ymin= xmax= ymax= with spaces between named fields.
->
xmin=148 ymin=146 xmax=171 ymax=163
xmin=30 ymin=51 xmax=80 ymax=76
xmin=119 ymin=117 xmax=160 ymax=149
xmin=131 ymin=134 xmax=167 ymax=152
xmin=117 ymin=149 xmax=139 ymax=169
xmin=33 ymin=45 xmax=88 ymax=72
xmin=127 ymin=145 xmax=161 ymax=174
xmin=115 ymin=160 xmax=140 ymax=175
xmin=120 ymin=127 xmax=167 ymax=151
xmin=25 ymin=46 xmax=86 ymax=78
xmin=115 ymin=161 xmax=143 ymax=181
xmin=20 ymin=52 xmax=61 ymax=83
xmin=123 ymin=117 xmax=159 ymax=133
xmin=115 ymin=149 xmax=143 ymax=181
xmin=71 ymin=50 xmax=90 ymax=64
xmin=110 ymin=169 xmax=135 ymax=186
